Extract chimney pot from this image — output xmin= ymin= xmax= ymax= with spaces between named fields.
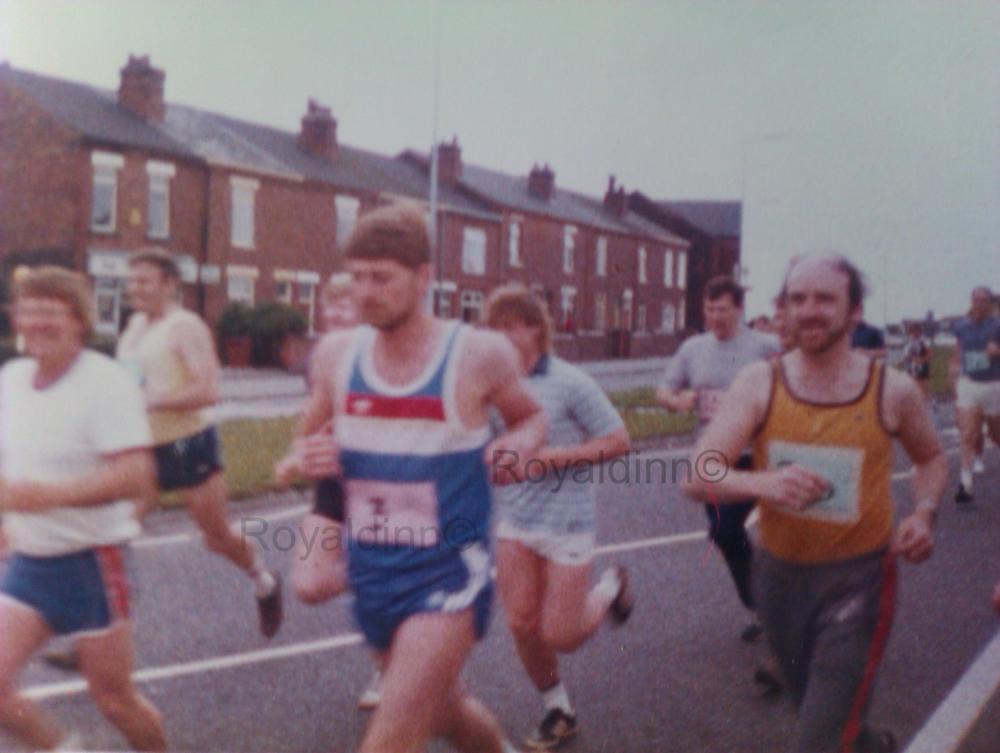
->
xmin=298 ymin=98 xmax=338 ymax=161
xmin=118 ymin=54 xmax=165 ymax=123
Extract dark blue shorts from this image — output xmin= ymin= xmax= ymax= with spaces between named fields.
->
xmin=351 ymin=544 xmax=493 ymax=651
xmin=155 ymin=426 xmax=223 ymax=491
xmin=0 ymin=546 xmax=133 ymax=636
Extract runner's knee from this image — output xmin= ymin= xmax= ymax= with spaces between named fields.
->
xmin=505 ymin=608 xmax=540 ymax=642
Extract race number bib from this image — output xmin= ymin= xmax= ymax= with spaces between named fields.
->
xmin=698 ymin=389 xmax=725 ymax=422
xmin=767 ymin=441 xmax=863 ymax=523
xmin=346 ymin=479 xmax=440 ymax=547
xmin=964 ymin=350 xmax=990 ymax=375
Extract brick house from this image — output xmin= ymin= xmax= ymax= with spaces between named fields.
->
xmin=1 ymin=55 xmax=705 ymax=361
xmin=628 ymin=194 xmax=742 ymax=334
xmin=400 ymin=148 xmax=691 ymax=359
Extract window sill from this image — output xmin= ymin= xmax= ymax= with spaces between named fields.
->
xmin=90 ymin=226 xmax=117 ymax=235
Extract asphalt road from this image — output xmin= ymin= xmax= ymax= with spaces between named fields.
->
xmin=3 ymin=428 xmax=999 ymax=753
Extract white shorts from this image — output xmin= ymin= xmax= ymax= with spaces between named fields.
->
xmin=495 ymin=521 xmax=595 ymax=566
xmin=956 ymin=378 xmax=1000 ymax=417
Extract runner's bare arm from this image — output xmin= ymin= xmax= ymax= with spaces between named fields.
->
xmin=476 ymin=332 xmax=547 ymax=485
xmin=883 ymin=369 xmax=946 ymax=562
xmin=147 ymin=317 xmax=221 ymax=411
xmin=0 ymin=447 xmax=156 ymax=512
xmin=683 ymin=361 xmax=829 ymax=509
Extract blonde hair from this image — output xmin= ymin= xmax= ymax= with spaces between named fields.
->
xmin=484 ymin=283 xmax=552 ymax=353
xmin=13 ymin=266 xmax=95 ymax=336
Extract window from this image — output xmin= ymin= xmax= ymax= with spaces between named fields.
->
xmin=146 ymin=161 xmax=175 ymax=239
xmin=462 ymin=227 xmax=487 ymax=275
xmin=596 ymin=236 xmax=607 ymax=277
xmin=560 ymin=287 xmax=576 ymax=332
xmin=638 ymin=246 xmax=647 ymax=284
xmin=275 ymin=281 xmax=292 ymax=304
xmin=677 ymin=299 xmax=686 ymax=331
xmin=664 ymin=250 xmax=675 ymax=287
xmin=434 ymin=291 xmax=453 ymax=319
xmin=460 ymin=290 xmax=484 ymax=323
xmin=230 ymin=176 xmax=258 ymax=249
xmin=594 ymin=292 xmax=607 ymax=331
xmin=562 ymin=226 xmax=577 ymax=274
xmin=677 ymin=252 xmax=687 ymax=290
xmin=661 ymin=303 xmax=676 ymax=334
xmin=90 ymin=151 xmax=123 ymax=232
xmin=637 ymin=303 xmax=647 ymax=332
xmin=336 ymin=195 xmax=360 ymax=247
xmin=508 ymin=221 xmax=522 ymax=267
xmin=227 ymin=276 xmax=254 ymax=304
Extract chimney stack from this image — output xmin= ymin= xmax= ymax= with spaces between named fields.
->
xmin=528 ymin=163 xmax=555 ymax=201
xmin=298 ymin=99 xmax=338 ymax=161
xmin=118 ymin=55 xmax=165 ymax=123
xmin=437 ymin=137 xmax=462 ymax=186
xmin=603 ymin=174 xmax=628 ymax=217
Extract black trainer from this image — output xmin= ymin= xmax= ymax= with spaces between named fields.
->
xmin=740 ymin=621 xmax=763 ymax=643
xmin=608 ymin=565 xmax=635 ymax=625
xmin=524 ymin=708 xmax=578 ymax=750
xmin=955 ymin=484 xmax=974 ymax=506
xmin=257 ymin=571 xmax=283 ymax=639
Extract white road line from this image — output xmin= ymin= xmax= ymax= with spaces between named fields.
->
xmin=903 ymin=629 xmax=1000 ymax=753
xmin=21 ymin=529 xmax=706 ymax=702
xmin=23 ymin=633 xmax=364 ymax=701
xmin=134 ymin=503 xmax=310 ymax=549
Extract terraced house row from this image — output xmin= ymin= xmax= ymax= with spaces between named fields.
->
xmin=0 ymin=55 xmax=741 ymax=360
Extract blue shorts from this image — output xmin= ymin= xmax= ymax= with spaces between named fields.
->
xmin=155 ymin=426 xmax=223 ymax=491
xmin=351 ymin=543 xmax=493 ymax=651
xmin=0 ymin=546 xmax=133 ymax=636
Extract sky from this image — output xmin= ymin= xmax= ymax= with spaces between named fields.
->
xmin=1 ymin=0 xmax=997 ymax=323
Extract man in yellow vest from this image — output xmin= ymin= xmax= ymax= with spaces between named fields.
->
xmin=685 ymin=253 xmax=947 ymax=753
xmin=117 ymin=249 xmax=282 ymax=638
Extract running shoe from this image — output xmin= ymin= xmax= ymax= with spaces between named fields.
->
xmin=357 ymin=670 xmax=382 ymax=711
xmin=524 ymin=708 xmax=578 ymax=750
xmin=608 ymin=565 xmax=635 ymax=625
xmin=955 ymin=484 xmax=974 ymax=506
xmin=257 ymin=571 xmax=283 ymax=638
xmin=857 ymin=726 xmax=897 ymax=753
xmin=974 ymin=458 xmax=986 ymax=474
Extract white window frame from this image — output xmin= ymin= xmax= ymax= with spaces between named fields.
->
xmin=596 ymin=236 xmax=607 ymax=277
xmin=664 ymin=249 xmax=675 ymax=288
xmin=230 ymin=176 xmax=259 ymax=250
xmin=677 ymin=298 xmax=686 ymax=331
xmin=335 ymin=195 xmax=360 ymax=247
xmin=638 ymin=245 xmax=648 ymax=284
xmin=637 ymin=302 xmax=647 ymax=332
xmin=508 ymin=220 xmax=522 ymax=267
xmin=90 ymin=151 xmax=124 ymax=233
xmin=460 ymin=290 xmax=484 ymax=323
xmin=145 ymin=161 xmax=175 ymax=240
xmin=594 ymin=292 xmax=607 ymax=331
xmin=677 ymin=251 xmax=687 ymax=290
xmin=461 ymin=227 xmax=487 ymax=276
xmin=562 ymin=225 xmax=577 ymax=274
xmin=560 ymin=286 xmax=577 ymax=331
xmin=226 ymin=265 xmax=258 ymax=305
xmin=661 ymin=302 xmax=676 ymax=334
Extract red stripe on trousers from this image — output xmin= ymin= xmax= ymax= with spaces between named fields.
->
xmin=96 ymin=546 xmax=131 ymax=622
xmin=839 ymin=552 xmax=898 ymax=752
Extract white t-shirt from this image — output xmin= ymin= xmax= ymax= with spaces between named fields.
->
xmin=0 ymin=350 xmax=152 ymax=556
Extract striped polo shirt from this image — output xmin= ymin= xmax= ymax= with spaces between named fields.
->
xmin=493 ymin=354 xmax=624 ymax=536
xmin=334 ymin=322 xmax=493 ymax=589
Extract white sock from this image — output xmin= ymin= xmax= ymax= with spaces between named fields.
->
xmin=250 ymin=555 xmax=276 ymax=597
xmin=960 ymin=469 xmax=974 ymax=491
xmin=542 ymin=681 xmax=573 ymax=715
xmin=593 ymin=567 xmax=621 ymax=603
xmin=54 ymin=732 xmax=83 ymax=752
xmin=501 ymin=739 xmax=520 ymax=753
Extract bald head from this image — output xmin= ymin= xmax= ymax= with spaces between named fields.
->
xmin=781 ymin=253 xmax=866 ymax=313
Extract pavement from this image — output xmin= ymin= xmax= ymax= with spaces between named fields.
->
xmin=3 ymin=419 xmax=999 ymax=753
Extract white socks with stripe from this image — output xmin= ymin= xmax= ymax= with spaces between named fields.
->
xmin=593 ymin=567 xmax=622 ymax=603
xmin=960 ymin=469 xmax=974 ymax=492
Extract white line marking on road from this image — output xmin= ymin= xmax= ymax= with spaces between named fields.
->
xmin=903 ymin=628 xmax=1000 ymax=753
xmin=596 ymin=530 xmax=705 ymax=555
xmin=23 ymin=633 xmax=365 ymax=701
xmin=134 ymin=504 xmax=310 ymax=549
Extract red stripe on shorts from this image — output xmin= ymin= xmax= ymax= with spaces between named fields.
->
xmin=96 ymin=546 xmax=131 ymax=622
xmin=839 ymin=552 xmax=898 ymax=753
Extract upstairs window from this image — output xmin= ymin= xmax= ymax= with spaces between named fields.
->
xmin=563 ymin=225 xmax=577 ymax=274
xmin=664 ymin=250 xmax=675 ymax=287
xmin=462 ymin=227 xmax=487 ymax=275
xmin=146 ymin=160 xmax=175 ymax=239
xmin=638 ymin=246 xmax=648 ymax=284
xmin=508 ymin=221 xmax=522 ymax=267
xmin=90 ymin=151 xmax=124 ymax=233
xmin=677 ymin=252 xmax=687 ymax=290
xmin=336 ymin=195 xmax=360 ymax=247
xmin=230 ymin=176 xmax=259 ymax=250
xmin=596 ymin=236 xmax=607 ymax=277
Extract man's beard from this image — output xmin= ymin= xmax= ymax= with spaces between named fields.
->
xmin=795 ymin=316 xmax=853 ymax=354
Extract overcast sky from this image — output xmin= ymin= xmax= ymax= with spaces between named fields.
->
xmin=2 ymin=0 xmax=997 ymax=323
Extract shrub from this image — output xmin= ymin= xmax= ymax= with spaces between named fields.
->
xmin=215 ymin=302 xmax=254 ymax=342
xmin=247 ymin=301 xmax=308 ymax=367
